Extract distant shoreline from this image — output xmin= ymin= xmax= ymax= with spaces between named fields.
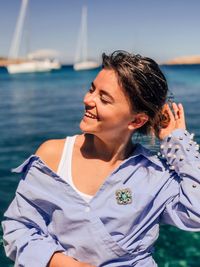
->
xmin=1 ymin=56 xmax=200 ymax=68
xmin=162 ymin=55 xmax=200 ymax=65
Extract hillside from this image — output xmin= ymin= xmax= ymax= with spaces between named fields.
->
xmin=165 ymin=55 xmax=200 ymax=65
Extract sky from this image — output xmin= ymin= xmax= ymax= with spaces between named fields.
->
xmin=0 ymin=0 xmax=200 ymax=64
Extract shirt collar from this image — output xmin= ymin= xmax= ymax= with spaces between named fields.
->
xmin=12 ymin=144 xmax=164 ymax=176
xmin=126 ymin=143 xmax=164 ymax=171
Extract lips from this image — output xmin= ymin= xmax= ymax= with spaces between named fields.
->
xmin=84 ymin=110 xmax=98 ymax=119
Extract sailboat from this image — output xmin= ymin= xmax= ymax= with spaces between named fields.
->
xmin=7 ymin=0 xmax=61 ymax=74
xmin=73 ymin=6 xmax=100 ymax=71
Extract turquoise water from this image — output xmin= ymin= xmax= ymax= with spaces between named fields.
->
xmin=0 ymin=65 xmax=200 ymax=266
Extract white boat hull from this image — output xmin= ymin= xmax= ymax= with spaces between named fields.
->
xmin=7 ymin=60 xmax=61 ymax=74
xmin=73 ymin=61 xmax=100 ymax=71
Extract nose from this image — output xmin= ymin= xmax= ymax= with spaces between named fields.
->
xmin=83 ymin=92 xmax=96 ymax=107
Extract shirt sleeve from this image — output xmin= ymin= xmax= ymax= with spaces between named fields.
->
xmin=1 ymin=158 xmax=65 ymax=267
xmin=159 ymin=128 xmax=200 ymax=231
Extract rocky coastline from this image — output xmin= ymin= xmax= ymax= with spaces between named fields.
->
xmin=164 ymin=55 xmax=200 ymax=65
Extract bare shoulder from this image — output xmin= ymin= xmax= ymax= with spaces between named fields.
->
xmin=35 ymin=138 xmax=66 ymax=172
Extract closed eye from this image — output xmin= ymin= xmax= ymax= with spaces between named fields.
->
xmin=100 ymin=94 xmax=111 ymax=104
xmin=89 ymin=82 xmax=114 ymax=104
xmin=100 ymin=98 xmax=109 ymax=104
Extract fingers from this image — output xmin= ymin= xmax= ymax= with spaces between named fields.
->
xmin=172 ymin=102 xmax=185 ymax=120
xmin=159 ymin=102 xmax=186 ymax=139
xmin=177 ymin=103 xmax=185 ymax=120
xmin=172 ymin=102 xmax=186 ymax=129
xmin=162 ymin=102 xmax=185 ymax=126
xmin=172 ymin=102 xmax=179 ymax=120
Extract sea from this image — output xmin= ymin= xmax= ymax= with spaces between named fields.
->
xmin=0 ymin=65 xmax=200 ymax=267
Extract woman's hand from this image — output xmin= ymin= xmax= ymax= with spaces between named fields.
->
xmin=158 ymin=102 xmax=186 ymax=140
xmin=79 ymin=263 xmax=96 ymax=267
xmin=48 ymin=252 xmax=96 ymax=267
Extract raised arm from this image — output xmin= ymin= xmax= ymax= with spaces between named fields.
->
xmin=158 ymin=103 xmax=200 ymax=230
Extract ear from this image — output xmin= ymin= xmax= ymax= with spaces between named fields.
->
xmin=128 ymin=113 xmax=149 ymax=131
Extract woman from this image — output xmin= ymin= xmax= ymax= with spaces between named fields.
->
xmin=2 ymin=51 xmax=200 ymax=267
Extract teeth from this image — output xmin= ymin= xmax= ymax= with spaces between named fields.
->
xmin=85 ymin=111 xmax=97 ymax=119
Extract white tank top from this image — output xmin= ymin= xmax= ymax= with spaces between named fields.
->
xmin=57 ymin=135 xmax=93 ymax=203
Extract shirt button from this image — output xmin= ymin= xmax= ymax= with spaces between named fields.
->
xmin=85 ymin=207 xmax=90 ymax=212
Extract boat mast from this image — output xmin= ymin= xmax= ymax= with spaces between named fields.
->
xmin=9 ymin=0 xmax=29 ymax=59
xmin=74 ymin=6 xmax=88 ymax=63
xmin=82 ymin=6 xmax=88 ymax=62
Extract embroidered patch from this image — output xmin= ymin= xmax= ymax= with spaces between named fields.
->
xmin=115 ymin=188 xmax=132 ymax=205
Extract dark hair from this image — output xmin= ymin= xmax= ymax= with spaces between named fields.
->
xmin=102 ymin=50 xmax=169 ymax=135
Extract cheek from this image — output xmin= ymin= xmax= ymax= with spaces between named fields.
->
xmin=97 ymin=102 xmax=132 ymax=123
xmin=98 ymin=107 xmax=114 ymax=120
xmin=104 ymin=110 xmax=131 ymax=126
xmin=115 ymin=105 xmax=132 ymax=120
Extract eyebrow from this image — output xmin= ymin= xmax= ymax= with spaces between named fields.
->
xmin=91 ymin=82 xmax=115 ymax=102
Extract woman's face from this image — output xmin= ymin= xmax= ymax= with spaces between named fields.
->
xmin=79 ymin=69 xmax=136 ymax=139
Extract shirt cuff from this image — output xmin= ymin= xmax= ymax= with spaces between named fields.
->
xmin=15 ymin=230 xmax=66 ymax=267
xmin=159 ymin=129 xmax=200 ymax=173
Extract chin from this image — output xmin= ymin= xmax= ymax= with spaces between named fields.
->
xmin=79 ymin=121 xmax=93 ymax=134
xmin=79 ymin=126 xmax=100 ymax=137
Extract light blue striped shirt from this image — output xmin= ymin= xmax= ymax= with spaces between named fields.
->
xmin=2 ymin=129 xmax=200 ymax=267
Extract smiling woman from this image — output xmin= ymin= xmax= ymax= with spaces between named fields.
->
xmin=80 ymin=68 xmax=141 ymax=142
xmin=2 ymin=51 xmax=200 ymax=267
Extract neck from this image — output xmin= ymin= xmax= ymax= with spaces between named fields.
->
xmin=81 ymin=133 xmax=134 ymax=164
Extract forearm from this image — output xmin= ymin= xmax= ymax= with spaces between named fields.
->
xmin=160 ymin=128 xmax=200 ymax=229
xmin=48 ymin=252 xmax=95 ymax=267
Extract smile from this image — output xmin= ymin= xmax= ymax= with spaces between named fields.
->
xmin=84 ymin=110 xmax=98 ymax=119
